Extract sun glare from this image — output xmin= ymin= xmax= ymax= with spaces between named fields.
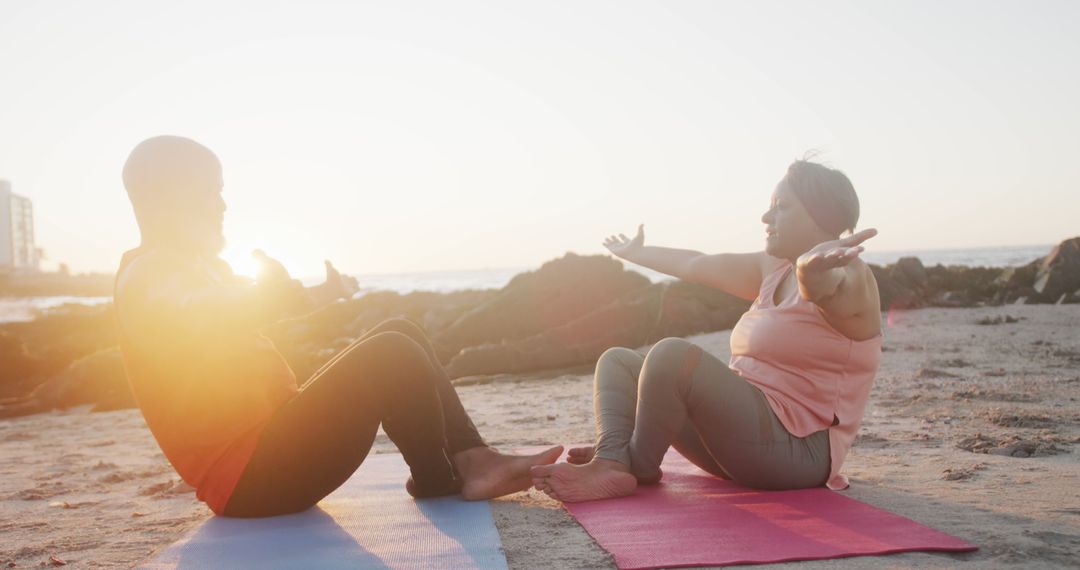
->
xmin=219 ymin=247 xmax=259 ymax=279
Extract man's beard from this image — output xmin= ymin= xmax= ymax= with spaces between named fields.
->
xmin=170 ymin=226 xmax=225 ymax=255
xmin=201 ymin=231 xmax=227 ymax=255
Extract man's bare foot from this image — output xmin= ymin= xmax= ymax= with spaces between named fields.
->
xmin=454 ymin=445 xmax=564 ymax=501
xmin=567 ymin=446 xmax=594 ymax=465
xmin=530 ymin=459 xmax=638 ymax=503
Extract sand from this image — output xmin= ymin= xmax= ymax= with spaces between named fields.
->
xmin=1 ymin=304 xmax=1078 ymax=568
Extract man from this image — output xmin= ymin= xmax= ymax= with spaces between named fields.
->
xmin=114 ymin=136 xmax=560 ymax=516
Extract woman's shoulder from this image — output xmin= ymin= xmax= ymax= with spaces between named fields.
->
xmin=759 ymin=254 xmax=791 ymax=279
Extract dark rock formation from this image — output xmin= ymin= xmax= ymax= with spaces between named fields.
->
xmin=871 ymin=237 xmax=1080 ymax=309
xmin=3 ymin=238 xmax=1079 ymax=418
xmin=1033 ymin=237 xmax=1080 ymax=304
xmin=434 ymin=253 xmax=651 ymax=355
xmin=0 ymin=349 xmax=132 ymax=418
xmin=0 ymin=330 xmax=40 ymax=400
xmin=992 ymin=260 xmax=1041 ymax=305
xmin=925 ymin=265 xmax=1009 ymax=308
xmin=262 ymin=288 xmax=499 ymax=380
xmin=0 ymin=304 xmax=117 ymax=408
xmin=873 ymin=257 xmax=928 ymax=310
xmin=444 ymin=280 xmax=749 ymax=378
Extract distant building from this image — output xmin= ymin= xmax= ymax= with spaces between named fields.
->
xmin=0 ymin=180 xmax=40 ymax=273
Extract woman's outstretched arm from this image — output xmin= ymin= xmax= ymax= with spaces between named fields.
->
xmin=795 ymin=228 xmax=882 ymax=340
xmin=603 ymin=224 xmax=768 ymax=301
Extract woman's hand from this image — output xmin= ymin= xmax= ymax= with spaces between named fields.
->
xmin=796 ymin=228 xmax=881 ymax=339
xmin=796 ymin=228 xmax=878 ymax=276
xmin=603 ymin=224 xmax=645 ymax=260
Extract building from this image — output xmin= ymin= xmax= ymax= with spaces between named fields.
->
xmin=0 ymin=180 xmax=40 ymax=273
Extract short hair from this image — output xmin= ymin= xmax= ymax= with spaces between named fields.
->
xmin=783 ymin=159 xmax=859 ymax=236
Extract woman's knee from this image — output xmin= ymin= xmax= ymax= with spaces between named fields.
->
xmin=594 ymin=346 xmax=643 ymax=389
xmin=643 ymin=337 xmax=694 ymax=372
xmin=597 ymin=346 xmax=641 ymax=369
xmin=640 ymin=338 xmax=696 ymax=392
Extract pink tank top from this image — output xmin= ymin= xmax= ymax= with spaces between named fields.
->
xmin=729 ymin=262 xmax=882 ymax=490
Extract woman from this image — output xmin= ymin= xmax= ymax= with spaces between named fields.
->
xmin=114 ymin=135 xmax=562 ymax=517
xmin=531 ymin=159 xmax=882 ymax=502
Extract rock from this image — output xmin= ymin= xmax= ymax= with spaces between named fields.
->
xmin=445 ymin=281 xmax=749 ymax=378
xmin=257 ymin=261 xmax=751 ymax=382
xmin=0 ymin=331 xmax=40 ymax=399
xmin=0 ymin=305 xmax=118 ymax=415
xmin=872 ymin=259 xmax=925 ymax=310
xmin=5 ymin=241 xmax=1080 ymax=411
xmin=993 ymin=259 xmax=1040 ymax=304
xmin=868 ymin=263 xmax=902 ymax=309
xmin=892 ymin=256 xmax=928 ymax=289
xmin=925 ymin=265 xmax=1004 ymax=307
xmin=434 ymin=254 xmax=651 ymax=355
xmin=653 ymin=280 xmax=749 ymax=338
xmin=1033 ymin=237 xmax=1080 ymax=303
xmin=869 ymin=240 xmax=1079 ymax=308
xmin=445 ymin=284 xmax=664 ymax=377
xmin=262 ymin=289 xmax=498 ymax=378
xmin=0 ymin=349 xmax=133 ymax=418
xmin=35 ymin=349 xmax=133 ymax=412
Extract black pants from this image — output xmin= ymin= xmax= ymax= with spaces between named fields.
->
xmin=223 ymin=318 xmax=486 ymax=517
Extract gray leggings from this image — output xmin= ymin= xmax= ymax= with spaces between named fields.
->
xmin=593 ymin=338 xmax=830 ymax=490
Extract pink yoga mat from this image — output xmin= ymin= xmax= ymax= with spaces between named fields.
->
xmin=527 ymin=446 xmax=976 ymax=569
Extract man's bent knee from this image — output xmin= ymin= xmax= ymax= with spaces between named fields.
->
xmin=370 ymin=317 xmax=426 ymax=339
xmin=352 ymin=331 xmax=430 ymax=373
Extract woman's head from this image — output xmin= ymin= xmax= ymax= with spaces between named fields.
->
xmin=761 ymin=160 xmax=859 ymax=260
xmin=123 ymin=136 xmax=227 ymax=253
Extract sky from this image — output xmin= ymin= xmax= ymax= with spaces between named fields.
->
xmin=1 ymin=1 xmax=1077 ymax=279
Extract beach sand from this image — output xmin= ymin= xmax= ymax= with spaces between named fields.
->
xmin=2 ymin=304 xmax=1078 ymax=568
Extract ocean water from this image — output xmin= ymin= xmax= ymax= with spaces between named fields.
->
xmin=0 ymin=296 xmax=112 ymax=323
xmin=349 ymin=244 xmax=1052 ymax=294
xmin=860 ymin=244 xmax=1052 ymax=269
xmin=0 ymin=244 xmax=1054 ymax=324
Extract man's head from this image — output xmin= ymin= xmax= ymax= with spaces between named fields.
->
xmin=122 ymin=136 xmax=226 ymax=253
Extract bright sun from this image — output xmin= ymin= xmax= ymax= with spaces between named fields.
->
xmin=219 ymin=247 xmax=259 ymax=279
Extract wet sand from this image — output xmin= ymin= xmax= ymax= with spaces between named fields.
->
xmin=1 ymin=304 xmax=1078 ymax=568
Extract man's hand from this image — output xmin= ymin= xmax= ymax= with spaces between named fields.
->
xmin=252 ymin=249 xmax=293 ymax=284
xmin=321 ymin=260 xmax=360 ymax=301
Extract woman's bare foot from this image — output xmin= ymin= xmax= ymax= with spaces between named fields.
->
xmin=567 ymin=446 xmax=595 ymax=465
xmin=454 ymin=445 xmax=564 ymax=500
xmin=530 ymin=459 xmax=638 ymax=503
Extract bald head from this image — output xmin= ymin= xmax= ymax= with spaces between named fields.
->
xmin=123 ymin=136 xmax=221 ymax=198
xmin=122 ymin=136 xmax=226 ymax=252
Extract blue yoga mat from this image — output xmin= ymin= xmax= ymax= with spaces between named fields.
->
xmin=142 ymin=452 xmax=508 ymax=570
